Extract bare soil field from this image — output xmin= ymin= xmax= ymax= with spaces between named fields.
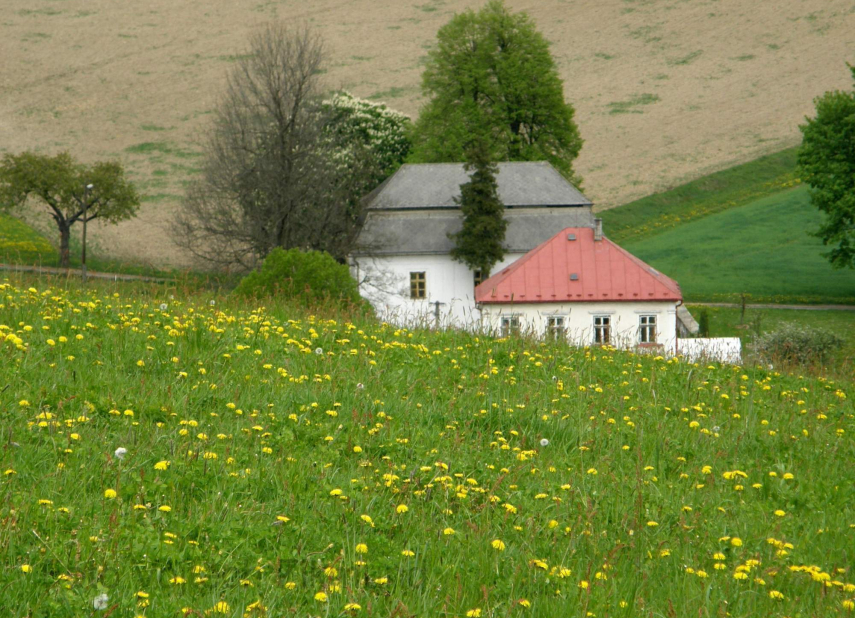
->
xmin=1 ymin=0 xmax=853 ymax=267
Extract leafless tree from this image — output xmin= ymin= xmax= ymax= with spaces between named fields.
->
xmin=173 ymin=23 xmax=376 ymax=270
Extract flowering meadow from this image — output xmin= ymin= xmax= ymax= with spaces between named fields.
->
xmin=1 ymin=279 xmax=853 ymax=618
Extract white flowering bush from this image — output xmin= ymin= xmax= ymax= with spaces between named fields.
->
xmin=322 ymin=91 xmax=412 ymax=184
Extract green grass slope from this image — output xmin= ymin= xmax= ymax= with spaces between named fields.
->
xmin=599 ymin=148 xmax=800 ymax=244
xmin=623 ymin=185 xmax=855 ymax=304
xmin=0 ymin=212 xmax=57 ymax=263
xmin=0 ymin=279 xmax=853 ymax=617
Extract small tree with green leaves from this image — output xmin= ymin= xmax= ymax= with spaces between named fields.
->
xmin=0 ymin=152 xmax=139 ymax=268
xmin=798 ymin=64 xmax=855 ymax=269
xmin=449 ymin=140 xmax=507 ymax=278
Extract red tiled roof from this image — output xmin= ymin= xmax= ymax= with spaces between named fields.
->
xmin=475 ymin=227 xmax=682 ymax=304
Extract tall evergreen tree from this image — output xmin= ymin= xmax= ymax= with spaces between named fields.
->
xmin=449 ymin=140 xmax=507 ymax=277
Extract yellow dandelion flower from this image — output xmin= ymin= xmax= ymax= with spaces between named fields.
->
xmin=314 ymin=592 xmax=328 ymax=602
xmin=491 ymin=539 xmax=506 ymax=551
xmin=396 ymin=504 xmax=409 ymax=514
xmin=355 ymin=543 xmax=368 ymax=554
xmin=104 ymin=489 xmax=117 ymax=499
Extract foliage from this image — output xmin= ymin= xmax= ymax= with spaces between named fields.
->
xmin=321 ymin=91 xmax=412 ymax=189
xmin=624 ymin=186 xmax=855 ymax=304
xmin=0 ymin=151 xmax=140 ymax=267
xmin=797 ymin=65 xmax=855 ymax=269
xmin=173 ymin=24 xmax=380 ymax=270
xmin=697 ymin=308 xmax=710 ymax=337
xmin=409 ymin=0 xmax=583 ymax=183
xmin=0 ymin=279 xmax=853 ymax=617
xmin=599 ymin=147 xmax=800 ymax=244
xmin=234 ymin=247 xmax=363 ymax=308
xmin=449 ymin=140 xmax=508 ymax=275
xmin=752 ymin=321 xmax=845 ymax=364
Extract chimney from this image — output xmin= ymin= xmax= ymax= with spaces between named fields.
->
xmin=594 ymin=218 xmax=603 ymax=241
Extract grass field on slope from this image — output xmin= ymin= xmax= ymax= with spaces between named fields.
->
xmin=599 ymin=148 xmax=801 ymax=244
xmin=1 ymin=278 xmax=853 ymax=617
xmin=622 ymin=185 xmax=855 ymax=304
xmin=0 ymin=212 xmax=57 ymax=264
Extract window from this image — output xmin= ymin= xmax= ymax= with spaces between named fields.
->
xmin=409 ymin=272 xmax=426 ymax=299
xmin=546 ymin=316 xmax=565 ymax=340
xmin=501 ymin=316 xmax=520 ymax=337
xmin=473 ymin=269 xmax=484 ymax=287
xmin=639 ymin=315 xmax=657 ymax=344
xmin=593 ymin=316 xmax=610 ymax=344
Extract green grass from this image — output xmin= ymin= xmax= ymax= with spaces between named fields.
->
xmin=606 ymin=93 xmax=660 ymax=114
xmin=687 ymin=304 xmax=855 ymax=378
xmin=623 ymin=185 xmax=855 ymax=304
xmin=0 ymin=278 xmax=853 ymax=617
xmin=599 ymin=147 xmax=801 ymax=244
xmin=0 ymin=212 xmax=57 ymax=264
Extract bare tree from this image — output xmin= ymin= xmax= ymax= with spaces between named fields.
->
xmin=173 ymin=23 xmax=376 ymax=270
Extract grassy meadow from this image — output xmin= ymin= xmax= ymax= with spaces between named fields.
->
xmin=1 ymin=277 xmax=854 ymax=617
xmin=0 ymin=212 xmax=57 ymax=264
xmin=623 ymin=185 xmax=855 ymax=304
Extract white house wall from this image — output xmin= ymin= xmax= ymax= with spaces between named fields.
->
xmin=480 ymin=301 xmax=679 ymax=353
xmin=351 ymin=253 xmax=526 ymax=328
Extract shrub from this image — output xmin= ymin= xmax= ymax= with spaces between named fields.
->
xmin=234 ymin=247 xmax=364 ymax=309
xmin=752 ymin=322 xmax=844 ymax=364
xmin=697 ymin=309 xmax=710 ymax=337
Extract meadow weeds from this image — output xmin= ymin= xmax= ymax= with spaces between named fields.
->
xmin=1 ymin=279 xmax=853 ymax=617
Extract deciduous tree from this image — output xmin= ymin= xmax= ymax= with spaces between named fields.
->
xmin=0 ymin=152 xmax=139 ymax=268
xmin=410 ymin=0 xmax=583 ymax=183
xmin=174 ymin=25 xmax=411 ymax=270
xmin=798 ymin=64 xmax=855 ymax=269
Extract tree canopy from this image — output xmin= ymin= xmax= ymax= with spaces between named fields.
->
xmin=0 ymin=151 xmax=139 ymax=268
xmin=174 ymin=25 xmax=412 ymax=270
xmin=798 ymin=64 xmax=855 ymax=269
xmin=321 ymin=91 xmax=411 ymax=191
xmin=449 ymin=139 xmax=508 ymax=276
xmin=409 ymin=0 xmax=583 ymax=183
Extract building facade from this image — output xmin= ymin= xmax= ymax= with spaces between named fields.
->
xmin=350 ymin=162 xmax=594 ymax=327
xmin=476 ymin=226 xmax=684 ymax=353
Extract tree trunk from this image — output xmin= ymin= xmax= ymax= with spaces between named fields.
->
xmin=58 ymin=224 xmax=70 ymax=269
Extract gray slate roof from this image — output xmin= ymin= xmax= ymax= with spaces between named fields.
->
xmin=354 ymin=161 xmax=594 ymax=256
xmin=355 ymin=208 xmax=596 ymax=256
xmin=363 ymin=161 xmax=592 ymax=210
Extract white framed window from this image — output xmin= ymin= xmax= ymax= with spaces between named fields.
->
xmin=409 ymin=272 xmax=426 ymax=299
xmin=545 ymin=316 xmax=565 ymax=341
xmin=593 ymin=315 xmax=610 ymax=344
xmin=500 ymin=315 xmax=521 ymax=337
xmin=639 ymin=315 xmax=657 ymax=343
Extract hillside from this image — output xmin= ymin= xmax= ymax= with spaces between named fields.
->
xmin=1 ymin=277 xmax=853 ymax=616
xmin=1 ymin=0 xmax=854 ymax=266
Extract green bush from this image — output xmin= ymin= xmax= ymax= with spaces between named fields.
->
xmin=697 ymin=309 xmax=710 ymax=337
xmin=752 ymin=322 xmax=845 ymax=364
xmin=234 ymin=247 xmax=364 ymax=309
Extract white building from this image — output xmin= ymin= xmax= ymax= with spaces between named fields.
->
xmin=476 ymin=226 xmax=685 ymax=353
xmin=349 ymin=161 xmax=594 ymax=327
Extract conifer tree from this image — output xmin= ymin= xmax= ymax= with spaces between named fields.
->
xmin=449 ymin=140 xmax=507 ymax=277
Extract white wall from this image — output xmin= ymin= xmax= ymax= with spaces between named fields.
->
xmin=678 ymin=338 xmax=742 ymax=364
xmin=350 ymin=253 xmax=526 ymax=328
xmin=480 ymin=301 xmax=679 ymax=352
